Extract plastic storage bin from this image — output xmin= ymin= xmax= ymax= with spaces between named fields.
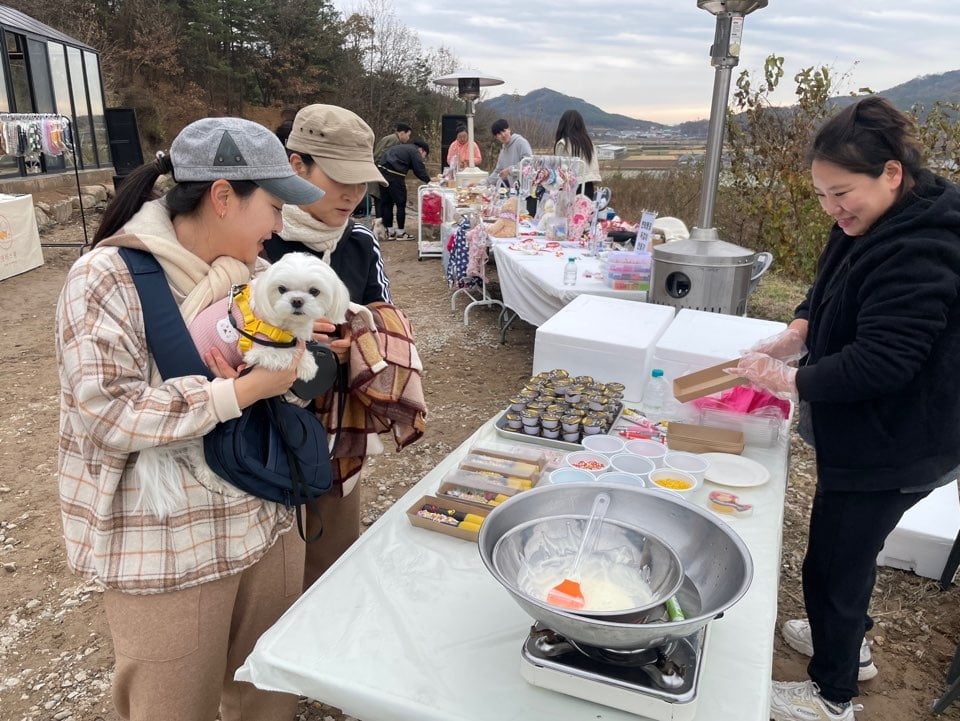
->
xmin=877 ymin=480 xmax=960 ymax=580
xmin=532 ymin=294 xmax=676 ymax=402
xmin=600 ymin=251 xmax=651 ymax=291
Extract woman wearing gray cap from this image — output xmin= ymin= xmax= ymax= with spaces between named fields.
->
xmin=55 ymin=117 xmax=323 ymax=721
xmin=263 ymin=104 xmax=397 ymax=589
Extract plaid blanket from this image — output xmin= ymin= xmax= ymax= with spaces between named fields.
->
xmin=318 ymin=303 xmax=427 ymax=493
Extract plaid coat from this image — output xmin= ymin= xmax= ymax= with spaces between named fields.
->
xmin=56 ymin=215 xmax=293 ymax=594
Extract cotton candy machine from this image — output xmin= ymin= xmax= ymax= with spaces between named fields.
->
xmin=478 ymin=481 xmax=753 ymax=720
xmin=650 ymin=1 xmax=772 ymax=317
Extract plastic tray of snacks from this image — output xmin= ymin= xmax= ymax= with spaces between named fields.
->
xmin=493 ymin=402 xmax=624 ymax=452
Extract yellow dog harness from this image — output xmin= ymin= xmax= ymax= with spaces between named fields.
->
xmin=228 ymin=284 xmax=297 ymax=352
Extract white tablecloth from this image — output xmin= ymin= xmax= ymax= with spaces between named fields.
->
xmin=237 ymin=416 xmax=789 ymax=721
xmin=492 ymin=242 xmax=647 ymax=327
xmin=0 ymin=194 xmax=43 ymax=281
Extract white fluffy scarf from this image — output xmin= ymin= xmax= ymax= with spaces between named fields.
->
xmin=99 ymin=199 xmax=254 ymax=518
xmin=280 ymin=204 xmax=347 ymax=262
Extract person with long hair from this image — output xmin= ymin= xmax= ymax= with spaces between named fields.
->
xmin=554 ymin=109 xmax=601 ymax=199
xmin=729 ymin=96 xmax=960 ymax=720
xmin=56 ymin=117 xmax=324 ymax=721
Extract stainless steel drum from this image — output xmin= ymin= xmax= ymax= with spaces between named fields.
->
xmin=650 ymin=229 xmax=772 ymax=315
xmin=479 ymin=483 xmax=753 ymax=650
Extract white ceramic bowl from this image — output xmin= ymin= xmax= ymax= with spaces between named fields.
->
xmin=581 ymin=434 xmax=626 ymax=457
xmin=648 ymin=468 xmax=702 ymax=496
xmin=564 ymin=450 xmax=611 ymax=476
xmin=608 ymin=453 xmax=656 ymax=478
xmin=548 ymin=467 xmax=596 ymax=485
xmin=663 ymin=451 xmax=710 ymax=483
xmin=624 ymin=439 xmax=668 ymax=467
xmin=602 ymin=471 xmax=647 ymax=487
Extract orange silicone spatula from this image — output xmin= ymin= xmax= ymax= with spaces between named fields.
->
xmin=546 ymin=492 xmax=610 ymax=610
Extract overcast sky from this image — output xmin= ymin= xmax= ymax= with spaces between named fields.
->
xmin=336 ymin=1 xmax=960 ymax=125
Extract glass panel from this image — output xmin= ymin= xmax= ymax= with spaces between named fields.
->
xmin=28 ymin=38 xmax=65 ymax=171
xmin=47 ymin=43 xmax=71 ymax=113
xmin=6 ymin=31 xmax=32 ymax=113
xmin=0 ymin=39 xmax=11 ymax=175
xmin=83 ymin=51 xmax=109 ymax=167
xmin=66 ymin=46 xmax=95 ymax=167
xmin=27 ymin=39 xmax=54 ymax=113
xmin=0 ymin=43 xmax=8 ymax=113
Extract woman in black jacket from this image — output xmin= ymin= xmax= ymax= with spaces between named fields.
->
xmin=731 ymin=97 xmax=960 ymax=721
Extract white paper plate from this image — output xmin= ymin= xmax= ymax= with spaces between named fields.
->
xmin=700 ymin=453 xmax=770 ymax=488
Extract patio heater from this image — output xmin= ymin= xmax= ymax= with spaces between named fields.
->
xmin=432 ymin=69 xmax=504 ymax=187
xmin=649 ymin=1 xmax=772 ymax=316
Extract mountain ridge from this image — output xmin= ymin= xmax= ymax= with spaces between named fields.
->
xmin=480 ymin=69 xmax=960 ymax=136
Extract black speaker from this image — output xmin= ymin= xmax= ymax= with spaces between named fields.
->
xmin=105 ymin=108 xmax=145 ymax=176
xmin=441 ymin=114 xmax=467 ymax=171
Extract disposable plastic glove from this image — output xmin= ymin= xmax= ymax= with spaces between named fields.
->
xmin=725 ymin=352 xmax=798 ymax=401
xmin=748 ymin=327 xmax=807 ymax=363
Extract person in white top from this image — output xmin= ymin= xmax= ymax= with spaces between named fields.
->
xmin=554 ymin=109 xmax=602 ymax=199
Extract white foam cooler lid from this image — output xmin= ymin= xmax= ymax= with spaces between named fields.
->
xmin=535 ymin=295 xmax=676 ymax=354
xmin=653 ymin=308 xmax=786 ymax=365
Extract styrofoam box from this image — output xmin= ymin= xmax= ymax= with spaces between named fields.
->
xmin=651 ymin=308 xmax=786 ymax=385
xmin=877 ymin=480 xmax=960 ymax=580
xmin=532 ymin=295 xmax=676 ymax=402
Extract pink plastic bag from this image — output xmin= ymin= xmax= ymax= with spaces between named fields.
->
xmin=692 ymin=385 xmax=789 ymax=418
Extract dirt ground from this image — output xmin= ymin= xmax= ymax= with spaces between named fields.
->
xmin=1 ymin=211 xmax=960 ymax=721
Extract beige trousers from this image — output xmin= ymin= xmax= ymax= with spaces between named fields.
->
xmin=104 ymin=529 xmax=306 ymax=721
xmin=303 ymin=486 xmax=362 ymax=590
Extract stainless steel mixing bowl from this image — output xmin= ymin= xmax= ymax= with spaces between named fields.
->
xmin=492 ymin=514 xmax=684 ymax=619
xmin=478 ymin=482 xmax=753 ymax=650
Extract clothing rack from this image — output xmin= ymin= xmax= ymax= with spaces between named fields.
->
xmin=448 ymin=213 xmax=503 ymax=326
xmin=0 ymin=112 xmax=88 ymax=247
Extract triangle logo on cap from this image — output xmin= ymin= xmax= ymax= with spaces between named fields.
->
xmin=213 ymin=131 xmax=248 ymax=167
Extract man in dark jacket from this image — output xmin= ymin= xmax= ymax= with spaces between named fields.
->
xmin=378 ymin=140 xmax=431 ymax=240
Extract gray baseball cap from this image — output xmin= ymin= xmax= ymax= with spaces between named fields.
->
xmin=170 ymin=117 xmax=324 ymax=205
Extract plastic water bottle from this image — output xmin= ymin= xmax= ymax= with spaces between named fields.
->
xmin=563 ymin=257 xmax=578 ymax=286
xmin=642 ymin=368 xmax=669 ymax=416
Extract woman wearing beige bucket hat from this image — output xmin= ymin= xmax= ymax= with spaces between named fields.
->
xmin=264 ymin=104 xmax=412 ymax=589
xmin=56 ymin=116 xmax=324 ymax=720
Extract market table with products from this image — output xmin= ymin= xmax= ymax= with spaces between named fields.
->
xmin=237 ymin=411 xmax=790 ymax=721
xmin=491 ymin=241 xmax=647 ymax=341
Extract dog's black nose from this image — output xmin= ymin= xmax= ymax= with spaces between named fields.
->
xmin=290 ymin=298 xmax=303 ymax=309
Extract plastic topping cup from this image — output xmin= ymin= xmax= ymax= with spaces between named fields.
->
xmin=548 ymin=467 xmax=596 ymax=485
xmin=608 ymin=453 xmax=656 ymax=479
xmin=624 ymin=439 xmax=668 ymax=467
xmin=581 ymin=434 xmax=626 ymax=457
xmin=602 ymin=471 xmax=647 ymax=487
xmin=564 ymin=451 xmax=610 ymax=476
xmin=663 ymin=451 xmax=710 ymax=483
xmin=649 ymin=468 xmax=702 ymax=496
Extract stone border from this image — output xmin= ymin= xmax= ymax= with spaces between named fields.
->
xmin=32 ymin=184 xmax=114 ymax=231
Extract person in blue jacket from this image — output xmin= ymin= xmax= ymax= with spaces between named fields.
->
xmin=730 ymin=96 xmax=960 ymax=721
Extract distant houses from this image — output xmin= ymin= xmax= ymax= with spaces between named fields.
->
xmin=596 ymin=144 xmax=627 ymax=160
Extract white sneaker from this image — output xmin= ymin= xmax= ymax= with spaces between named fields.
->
xmin=782 ymin=619 xmax=878 ymax=681
xmin=770 ymin=680 xmax=863 ymax=721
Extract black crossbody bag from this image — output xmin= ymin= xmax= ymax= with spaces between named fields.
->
xmin=119 ymin=248 xmax=340 ymax=541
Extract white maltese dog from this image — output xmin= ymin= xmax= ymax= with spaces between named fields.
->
xmin=242 ymin=252 xmax=350 ymax=380
xmin=134 ymin=252 xmax=350 ymax=520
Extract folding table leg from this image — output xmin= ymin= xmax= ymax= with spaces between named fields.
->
xmin=932 ymin=642 xmax=960 ymax=714
xmin=939 ymin=527 xmax=960 ymax=591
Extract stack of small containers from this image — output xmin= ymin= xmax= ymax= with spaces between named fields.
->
xmin=599 ymin=250 xmax=651 ymax=291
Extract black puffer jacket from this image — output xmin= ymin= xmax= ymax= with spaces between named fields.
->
xmin=795 ymin=170 xmax=960 ymax=491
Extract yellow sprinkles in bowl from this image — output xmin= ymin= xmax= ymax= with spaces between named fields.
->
xmin=653 ymin=477 xmax=693 ymax=491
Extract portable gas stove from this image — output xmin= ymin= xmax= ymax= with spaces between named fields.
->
xmin=520 ymin=622 xmax=710 ymax=721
